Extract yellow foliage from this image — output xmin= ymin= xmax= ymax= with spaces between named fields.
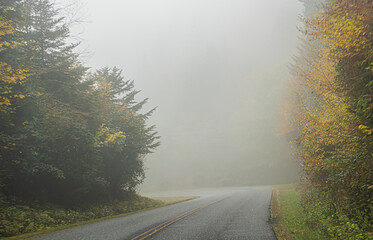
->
xmin=307 ymin=3 xmax=370 ymax=59
xmin=358 ymin=124 xmax=372 ymax=135
xmin=0 ymin=17 xmax=16 ymax=50
xmin=0 ymin=15 xmax=28 ymax=109
xmin=281 ymin=2 xmax=373 ymax=233
xmin=104 ymin=131 xmax=126 ymax=145
xmin=290 ymin=40 xmax=362 ymax=174
xmin=94 ymin=123 xmax=126 ymax=147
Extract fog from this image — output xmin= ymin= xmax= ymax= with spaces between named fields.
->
xmin=64 ymin=0 xmax=304 ymax=191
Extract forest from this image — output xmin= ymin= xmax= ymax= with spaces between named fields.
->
xmin=281 ymin=0 xmax=373 ymax=238
xmin=0 ymin=0 xmax=160 ymax=220
xmin=0 ymin=0 xmax=161 ymax=236
xmin=1 ymin=0 xmax=372 ymax=239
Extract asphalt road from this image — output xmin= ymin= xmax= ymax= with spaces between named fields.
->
xmin=29 ymin=187 xmax=276 ymax=240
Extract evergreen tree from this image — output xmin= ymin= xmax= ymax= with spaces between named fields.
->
xmin=88 ymin=67 xmax=160 ymax=200
xmin=0 ymin=0 xmax=160 ymax=206
xmin=0 ymin=0 xmax=28 ymax=194
xmin=1 ymin=0 xmax=93 ymax=204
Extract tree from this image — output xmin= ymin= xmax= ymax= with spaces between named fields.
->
xmin=88 ymin=67 xmax=160 ymax=201
xmin=0 ymin=0 xmax=160 ymax=207
xmin=282 ymin=0 xmax=372 ymax=237
xmin=0 ymin=0 xmax=28 ymax=192
xmin=0 ymin=0 xmax=94 ymax=205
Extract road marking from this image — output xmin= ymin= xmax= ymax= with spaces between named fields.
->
xmin=130 ymin=195 xmax=232 ymax=240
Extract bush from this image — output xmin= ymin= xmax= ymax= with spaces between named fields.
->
xmin=301 ymin=186 xmax=373 ymax=240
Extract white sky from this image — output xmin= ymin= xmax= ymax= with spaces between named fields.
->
xmin=60 ymin=0 xmax=304 ymax=191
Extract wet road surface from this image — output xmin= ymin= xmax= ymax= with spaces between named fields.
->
xmin=29 ymin=187 xmax=276 ymax=240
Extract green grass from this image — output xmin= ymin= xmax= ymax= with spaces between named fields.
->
xmin=272 ymin=185 xmax=329 ymax=240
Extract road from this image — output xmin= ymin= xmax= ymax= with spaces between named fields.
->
xmin=29 ymin=187 xmax=276 ymax=240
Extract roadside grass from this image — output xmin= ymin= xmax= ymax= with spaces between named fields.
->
xmin=1 ymin=196 xmax=197 ymax=240
xmin=271 ymin=184 xmax=329 ymax=240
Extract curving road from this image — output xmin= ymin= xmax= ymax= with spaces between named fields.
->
xmin=29 ymin=187 xmax=276 ymax=240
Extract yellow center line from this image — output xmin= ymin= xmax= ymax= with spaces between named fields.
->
xmin=130 ymin=194 xmax=233 ymax=240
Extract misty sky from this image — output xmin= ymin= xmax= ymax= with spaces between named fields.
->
xmin=62 ymin=0 xmax=304 ymax=191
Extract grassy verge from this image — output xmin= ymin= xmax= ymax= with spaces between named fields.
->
xmin=271 ymin=184 xmax=329 ymax=240
xmin=1 ymin=195 xmax=197 ymax=240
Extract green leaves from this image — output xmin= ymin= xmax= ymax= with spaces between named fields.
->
xmin=0 ymin=0 xmax=159 ymax=207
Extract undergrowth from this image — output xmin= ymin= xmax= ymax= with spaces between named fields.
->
xmin=274 ymin=185 xmax=373 ymax=240
xmin=0 ymin=194 xmax=163 ymax=238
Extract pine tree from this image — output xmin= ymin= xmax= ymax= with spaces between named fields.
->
xmin=0 ymin=0 xmax=160 ymax=206
xmin=1 ymin=0 xmax=93 ymax=204
xmin=19 ymin=0 xmax=77 ymax=71
xmin=89 ymin=67 xmax=160 ymax=200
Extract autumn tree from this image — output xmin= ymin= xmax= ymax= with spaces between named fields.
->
xmin=282 ymin=0 xmax=373 ymax=238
